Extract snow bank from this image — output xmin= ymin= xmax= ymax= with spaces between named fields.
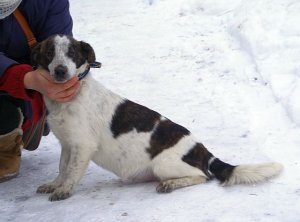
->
xmin=228 ymin=0 xmax=300 ymax=125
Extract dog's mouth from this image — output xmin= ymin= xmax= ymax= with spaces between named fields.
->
xmin=53 ymin=75 xmax=69 ymax=83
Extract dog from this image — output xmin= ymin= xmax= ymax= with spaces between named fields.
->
xmin=31 ymin=35 xmax=283 ymax=201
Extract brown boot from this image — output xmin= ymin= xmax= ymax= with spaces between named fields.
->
xmin=0 ymin=105 xmax=23 ymax=182
xmin=0 ymin=128 xmax=23 ymax=182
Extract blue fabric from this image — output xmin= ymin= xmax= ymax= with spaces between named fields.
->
xmin=0 ymin=53 xmax=18 ymax=75
xmin=0 ymin=0 xmax=73 ymax=126
xmin=0 ymin=0 xmax=73 ymax=77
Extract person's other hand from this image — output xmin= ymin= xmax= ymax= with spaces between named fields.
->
xmin=24 ymin=68 xmax=80 ymax=103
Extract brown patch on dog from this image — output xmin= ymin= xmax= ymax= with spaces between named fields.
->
xmin=147 ymin=120 xmax=190 ymax=159
xmin=67 ymin=39 xmax=96 ymax=68
xmin=182 ymin=143 xmax=214 ymax=177
xmin=110 ymin=100 xmax=161 ymax=138
xmin=31 ymin=36 xmax=56 ymax=69
xmin=110 ymin=100 xmax=191 ymax=159
xmin=182 ymin=143 xmax=236 ymax=182
xmin=209 ymin=158 xmax=236 ymax=183
xmin=31 ymin=35 xmax=95 ymax=70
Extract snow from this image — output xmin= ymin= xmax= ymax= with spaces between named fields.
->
xmin=1 ymin=0 xmax=300 ymax=221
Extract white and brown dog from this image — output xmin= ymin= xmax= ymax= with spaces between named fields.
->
xmin=31 ymin=35 xmax=283 ymax=201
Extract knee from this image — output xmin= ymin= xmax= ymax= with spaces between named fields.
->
xmin=0 ymin=97 xmax=23 ymax=135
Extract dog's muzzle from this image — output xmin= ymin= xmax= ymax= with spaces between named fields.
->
xmin=54 ymin=65 xmax=69 ymax=82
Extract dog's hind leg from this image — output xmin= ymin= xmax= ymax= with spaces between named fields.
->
xmin=156 ymin=176 xmax=207 ymax=193
xmin=48 ymin=144 xmax=95 ymax=201
xmin=37 ymin=146 xmax=70 ymax=194
xmin=152 ymin=152 xmax=208 ymax=193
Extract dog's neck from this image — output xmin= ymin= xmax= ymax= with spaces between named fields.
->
xmin=44 ymin=62 xmax=92 ymax=110
xmin=76 ymin=62 xmax=90 ymax=80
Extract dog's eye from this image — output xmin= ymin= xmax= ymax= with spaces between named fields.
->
xmin=68 ymin=47 xmax=76 ymax=57
xmin=46 ymin=49 xmax=54 ymax=59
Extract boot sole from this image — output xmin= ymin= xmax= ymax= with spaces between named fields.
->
xmin=0 ymin=172 xmax=19 ymax=183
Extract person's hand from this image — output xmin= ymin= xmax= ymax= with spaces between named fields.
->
xmin=24 ymin=68 xmax=80 ymax=103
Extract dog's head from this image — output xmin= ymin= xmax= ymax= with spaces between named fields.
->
xmin=31 ymin=35 xmax=96 ymax=83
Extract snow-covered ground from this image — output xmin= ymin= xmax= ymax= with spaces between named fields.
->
xmin=1 ymin=0 xmax=300 ymax=221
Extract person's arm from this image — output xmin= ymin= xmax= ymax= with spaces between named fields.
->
xmin=0 ymin=63 xmax=37 ymax=100
xmin=0 ymin=0 xmax=76 ymax=102
xmin=0 ymin=63 xmax=80 ymax=103
xmin=34 ymin=0 xmax=73 ymax=40
xmin=24 ymin=68 xmax=80 ymax=103
xmin=0 ymin=53 xmax=19 ymax=79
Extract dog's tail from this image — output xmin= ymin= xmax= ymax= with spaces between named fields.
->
xmin=208 ymin=157 xmax=283 ymax=186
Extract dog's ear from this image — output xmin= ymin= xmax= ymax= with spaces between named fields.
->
xmin=80 ymin=41 xmax=96 ymax=63
xmin=31 ymin=43 xmax=42 ymax=67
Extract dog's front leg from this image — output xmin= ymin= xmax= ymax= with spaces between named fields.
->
xmin=48 ymin=144 xmax=93 ymax=201
xmin=37 ymin=145 xmax=71 ymax=194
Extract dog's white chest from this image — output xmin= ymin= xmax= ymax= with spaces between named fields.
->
xmin=45 ymin=78 xmax=154 ymax=181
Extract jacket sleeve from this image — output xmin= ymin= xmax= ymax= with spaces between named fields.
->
xmin=0 ymin=53 xmax=19 ymax=78
xmin=34 ymin=0 xmax=73 ymax=41
xmin=0 ymin=64 xmax=41 ymax=101
xmin=0 ymin=0 xmax=73 ymax=96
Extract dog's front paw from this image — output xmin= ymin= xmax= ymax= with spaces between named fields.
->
xmin=156 ymin=181 xmax=174 ymax=193
xmin=49 ymin=187 xmax=72 ymax=201
xmin=37 ymin=183 xmax=57 ymax=194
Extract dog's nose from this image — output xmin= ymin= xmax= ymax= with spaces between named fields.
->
xmin=54 ymin=65 xmax=68 ymax=78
